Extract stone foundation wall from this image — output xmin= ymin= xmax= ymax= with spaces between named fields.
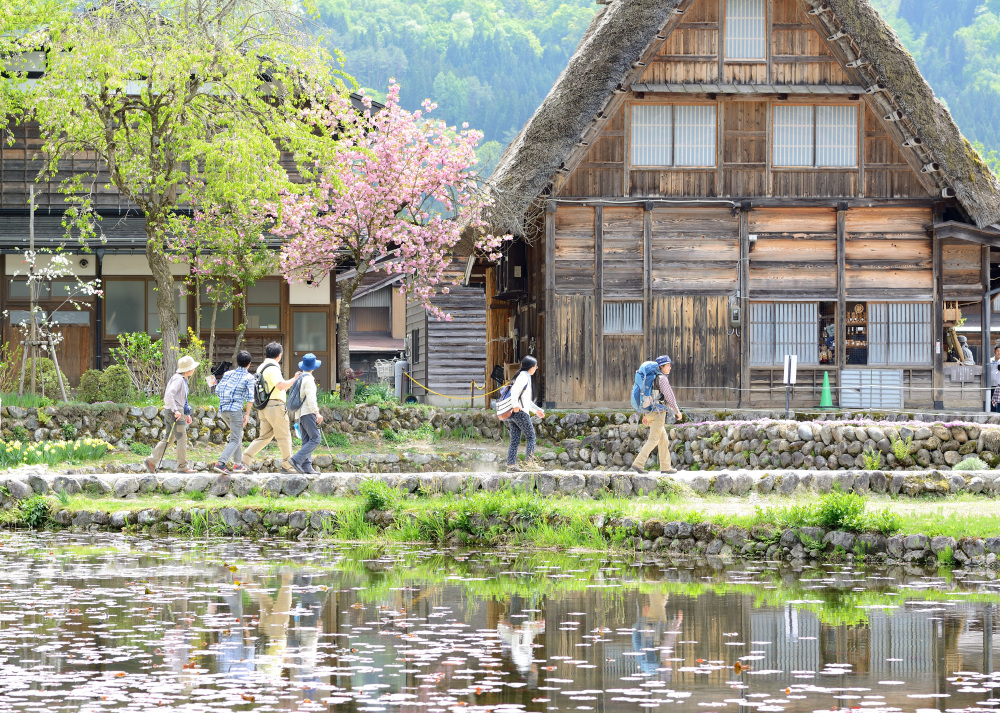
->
xmin=5 ymin=403 xmax=1000 ymax=473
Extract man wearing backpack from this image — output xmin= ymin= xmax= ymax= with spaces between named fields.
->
xmin=630 ymin=355 xmax=681 ymax=474
xmin=243 ymin=342 xmax=300 ymax=474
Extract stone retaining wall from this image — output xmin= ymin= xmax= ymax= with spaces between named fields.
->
xmin=6 ymin=403 xmax=1000 ymax=472
xmin=36 ymin=504 xmax=1000 ymax=569
xmin=7 ymin=466 xmax=1000 ymax=502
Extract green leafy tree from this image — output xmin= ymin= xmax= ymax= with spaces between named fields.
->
xmin=23 ymin=0 xmax=341 ymax=374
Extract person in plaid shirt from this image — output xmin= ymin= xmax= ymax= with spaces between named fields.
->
xmin=213 ymin=351 xmax=256 ymax=474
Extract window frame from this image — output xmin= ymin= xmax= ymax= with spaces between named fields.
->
xmin=7 ymin=277 xmax=96 ymax=303
xmin=242 ymin=278 xmax=282 ymax=331
xmin=866 ymin=301 xmax=933 ymax=367
xmin=628 ymin=102 xmax=718 ymax=170
xmin=603 ymin=300 xmax=644 ymax=335
xmin=772 ymin=103 xmax=860 ymax=169
xmin=724 ymin=0 xmax=767 ymax=63
xmin=748 ymin=300 xmax=823 ymax=367
xmin=102 ymin=277 xmax=188 ymax=338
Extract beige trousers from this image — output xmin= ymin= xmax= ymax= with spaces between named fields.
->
xmin=243 ymin=400 xmax=293 ymax=469
xmin=633 ymin=411 xmax=674 ymax=472
xmin=151 ymin=419 xmax=188 ymax=470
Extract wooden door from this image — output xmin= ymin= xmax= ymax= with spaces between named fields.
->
xmin=290 ymin=307 xmax=332 ymax=390
xmin=2 ymin=322 xmax=91 ymax=389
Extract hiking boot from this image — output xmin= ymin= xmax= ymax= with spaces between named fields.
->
xmin=143 ymin=458 xmax=157 ymax=474
xmin=505 ymin=463 xmax=523 ymax=473
xmin=280 ymin=466 xmax=298 ymax=476
xmin=212 ymin=461 xmax=231 ymax=475
xmin=629 ymin=463 xmax=646 ymax=474
xmin=230 ymin=464 xmax=249 ymax=474
xmin=289 ymin=460 xmax=306 ymax=475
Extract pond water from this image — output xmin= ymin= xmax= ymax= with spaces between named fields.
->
xmin=1 ymin=534 xmax=1000 ymax=713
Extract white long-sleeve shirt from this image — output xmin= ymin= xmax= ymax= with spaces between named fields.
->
xmin=294 ymin=373 xmax=319 ymax=419
xmin=510 ymin=371 xmax=540 ymax=414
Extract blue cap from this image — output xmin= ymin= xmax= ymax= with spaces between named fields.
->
xmin=655 ymin=355 xmax=672 ymax=366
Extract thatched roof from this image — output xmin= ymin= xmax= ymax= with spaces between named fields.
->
xmin=481 ymin=0 xmax=1000 ymax=238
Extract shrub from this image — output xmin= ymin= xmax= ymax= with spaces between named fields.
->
xmin=355 ymin=381 xmax=395 ymax=404
xmin=129 ymin=441 xmax=153 ymax=457
xmin=890 ymin=434 xmax=913 ymax=462
xmin=109 ymin=332 xmax=163 ymax=395
xmin=382 ymin=427 xmax=404 ymax=443
xmin=812 ymin=491 xmax=867 ymax=531
xmin=183 ymin=328 xmax=210 ymax=397
xmin=19 ymin=495 xmax=50 ymax=529
xmin=78 ymin=369 xmax=103 ymax=403
xmin=0 ymin=339 xmax=24 ymax=393
xmin=324 ymin=431 xmax=349 ymax=449
xmin=953 ymin=456 xmax=989 ymax=471
xmin=99 ymin=364 xmax=135 ymax=403
xmin=359 ymin=479 xmax=398 ymax=512
xmin=60 ymin=422 xmax=77 ymax=440
xmin=20 ymin=357 xmax=69 ymax=398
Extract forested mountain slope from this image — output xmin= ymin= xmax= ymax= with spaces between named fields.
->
xmin=319 ymin=0 xmax=1000 ymax=169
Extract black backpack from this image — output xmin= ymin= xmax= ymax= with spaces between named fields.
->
xmin=252 ymin=363 xmax=279 ymax=410
xmin=285 ymin=375 xmax=305 ymax=416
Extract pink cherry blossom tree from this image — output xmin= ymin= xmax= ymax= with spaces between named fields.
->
xmin=276 ymin=81 xmax=509 ymax=400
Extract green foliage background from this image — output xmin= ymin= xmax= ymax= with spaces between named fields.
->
xmin=320 ymin=0 xmax=1000 ymax=169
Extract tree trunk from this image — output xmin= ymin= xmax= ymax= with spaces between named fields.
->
xmin=194 ymin=273 xmax=201 ymax=336
xmin=208 ymin=300 xmax=218 ymax=369
xmin=147 ymin=231 xmax=179 ymax=376
xmin=337 ymin=278 xmax=361 ymax=402
xmin=231 ymin=290 xmax=247 ymax=362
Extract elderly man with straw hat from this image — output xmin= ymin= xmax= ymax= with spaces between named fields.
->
xmin=145 ymin=354 xmax=199 ymax=474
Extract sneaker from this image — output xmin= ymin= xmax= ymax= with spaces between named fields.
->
xmin=662 ymin=467 xmax=678 ymax=474
xmin=280 ymin=466 xmax=298 ymax=475
xmin=289 ymin=460 xmax=306 ymax=475
xmin=506 ymin=463 xmax=523 ymax=473
xmin=212 ymin=462 xmax=231 ymax=475
xmin=143 ymin=458 xmax=157 ymax=474
xmin=230 ymin=464 xmax=249 ymax=474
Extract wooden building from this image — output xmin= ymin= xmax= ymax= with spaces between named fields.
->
xmin=468 ymin=0 xmax=1000 ymax=411
xmin=0 ymin=96 xmax=382 ymax=391
xmin=405 ymin=263 xmax=488 ymax=406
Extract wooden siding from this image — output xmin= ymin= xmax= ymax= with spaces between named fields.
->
xmin=650 ymin=207 xmax=738 ymax=294
xmin=649 ymin=294 xmax=740 ymax=405
xmin=940 ymin=240 xmax=984 ymax=300
xmin=404 ymin=298 xmax=427 ymax=393
xmin=550 ymin=293 xmax=596 ymax=405
xmin=640 ymin=0 xmax=719 ymax=84
xmin=424 ymin=288 xmax=487 ymax=395
xmin=603 ymin=207 xmax=644 ymax=299
xmin=720 ymin=100 xmax=767 ymax=196
xmin=557 ymin=106 xmax=625 ymax=197
xmin=553 ymin=206 xmax=596 ymax=291
xmin=748 ymin=208 xmax=836 ymax=298
xmin=749 ymin=367 xmax=932 ymax=410
xmin=770 ymin=0 xmax=849 ymax=85
xmin=844 ymin=206 xmax=933 ymax=300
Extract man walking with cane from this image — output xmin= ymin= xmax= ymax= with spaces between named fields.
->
xmin=145 ymin=355 xmax=199 ymax=474
xmin=630 ymin=355 xmax=681 ymax=474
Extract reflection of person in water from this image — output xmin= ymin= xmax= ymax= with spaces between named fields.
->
xmin=497 ymin=594 xmax=546 ymax=687
xmin=632 ymin=593 xmax=684 ymax=680
xmin=249 ymin=571 xmax=293 ymax=682
xmin=285 ymin=572 xmax=327 ymax=698
xmin=215 ymin=589 xmax=255 ymax=677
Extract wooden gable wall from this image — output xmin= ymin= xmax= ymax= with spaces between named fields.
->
xmin=555 ymin=0 xmax=933 ymax=201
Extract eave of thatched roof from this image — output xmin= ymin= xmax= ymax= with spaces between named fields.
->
xmin=482 ymin=0 xmax=1000 ymax=238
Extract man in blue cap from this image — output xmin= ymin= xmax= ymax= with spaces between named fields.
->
xmin=630 ymin=355 xmax=681 ymax=474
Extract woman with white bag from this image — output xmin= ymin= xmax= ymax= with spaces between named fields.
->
xmin=502 ymin=355 xmax=545 ymax=473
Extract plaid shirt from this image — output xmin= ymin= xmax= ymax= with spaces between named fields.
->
xmin=216 ymin=368 xmax=256 ymax=411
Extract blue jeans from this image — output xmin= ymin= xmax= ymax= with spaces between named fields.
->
xmin=292 ymin=413 xmax=321 ymax=472
xmin=219 ymin=410 xmax=245 ymax=465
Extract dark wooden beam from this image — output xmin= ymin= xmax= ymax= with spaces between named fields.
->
xmin=595 ymin=205 xmax=604 ymax=401
xmin=934 ymin=221 xmax=1000 ymax=247
xmin=552 ymin=196 xmax=940 ymax=208
xmin=933 ymin=224 xmax=944 ymax=408
xmin=544 ymin=202 xmax=556 ymax=407
xmin=739 ymin=207 xmax=750 ymax=408
xmin=643 ymin=204 xmax=652 ymax=360
xmin=836 ymin=206 xmax=846 ymax=383
xmin=983 ymin=244 xmax=992 ymax=412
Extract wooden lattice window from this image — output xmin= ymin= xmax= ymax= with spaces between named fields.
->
xmin=725 ymin=0 xmax=766 ymax=61
xmin=749 ymin=301 xmax=820 ymax=366
xmin=630 ymin=104 xmax=716 ymax=168
xmin=773 ymin=105 xmax=858 ymax=168
xmin=604 ymin=301 xmax=643 ymax=334
xmin=867 ymin=302 xmax=933 ymax=366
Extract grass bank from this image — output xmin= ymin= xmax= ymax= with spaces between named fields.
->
xmin=8 ymin=484 xmax=1000 ymax=546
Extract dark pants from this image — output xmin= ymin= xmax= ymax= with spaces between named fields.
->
xmin=292 ymin=413 xmax=321 ymax=472
xmin=506 ymin=410 xmax=536 ymax=465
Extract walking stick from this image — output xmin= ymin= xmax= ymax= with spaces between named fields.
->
xmin=156 ymin=415 xmax=180 ymax=471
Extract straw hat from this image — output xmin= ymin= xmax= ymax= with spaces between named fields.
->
xmin=177 ymin=355 xmax=200 ymax=372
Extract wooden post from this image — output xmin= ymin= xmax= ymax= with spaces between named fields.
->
xmin=643 ymin=203 xmax=653 ymax=360
xmin=544 ymin=202 xmax=556 ymax=407
xmin=28 ymin=185 xmax=36 ymax=398
xmin=932 ymin=228 xmax=944 ymax=409
xmin=836 ymin=204 xmax=847 ymax=404
xmin=982 ymin=245 xmax=991 ymax=412
xmin=48 ymin=335 xmax=68 ymax=403
xmin=739 ymin=206 xmax=750 ymax=408
xmin=594 ymin=205 xmax=604 ymax=402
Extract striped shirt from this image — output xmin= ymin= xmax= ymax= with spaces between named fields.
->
xmin=216 ymin=368 xmax=256 ymax=412
xmin=655 ymin=374 xmax=679 ymax=413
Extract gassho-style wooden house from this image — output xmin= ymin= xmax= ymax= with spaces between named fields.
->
xmin=464 ymin=0 xmax=1000 ymax=412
